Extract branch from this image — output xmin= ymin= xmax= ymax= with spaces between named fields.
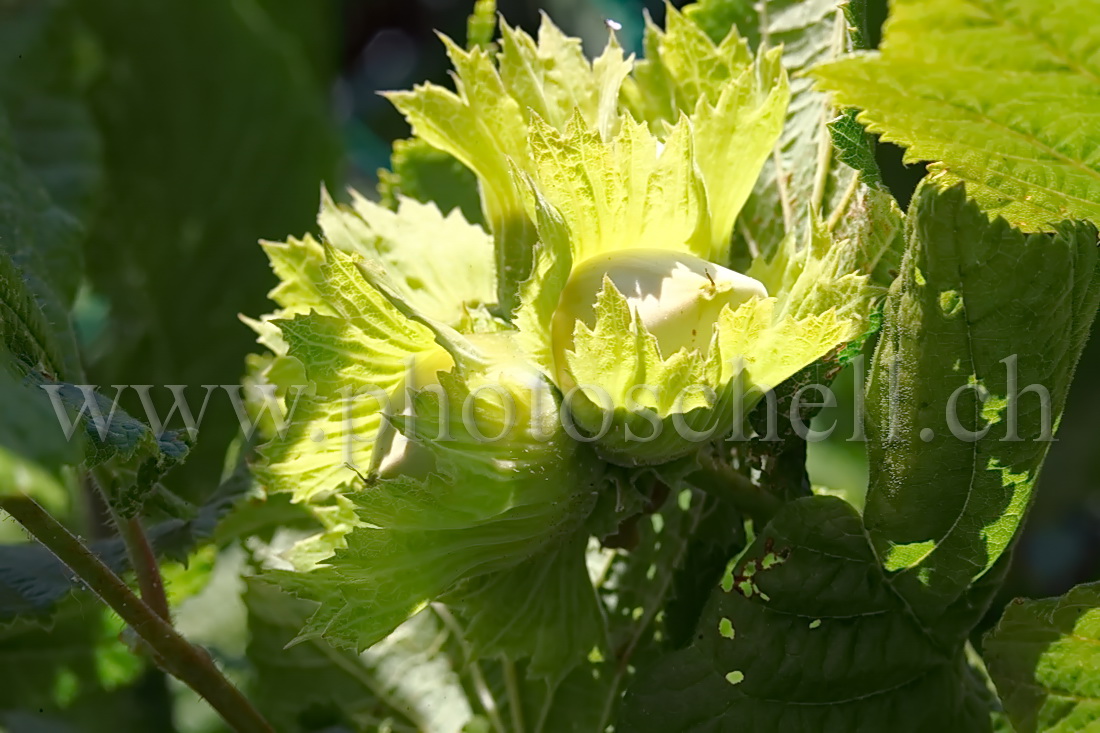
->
xmin=90 ymin=466 xmax=171 ymax=619
xmin=1 ymin=496 xmax=273 ymax=733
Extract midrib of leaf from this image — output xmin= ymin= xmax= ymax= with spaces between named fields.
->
xmin=742 ymin=0 xmax=867 ymax=254
xmin=972 ymin=0 xmax=1100 ymax=84
xmin=808 ymin=7 xmax=848 ymax=216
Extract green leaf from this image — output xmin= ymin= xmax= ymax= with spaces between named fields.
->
xmin=622 ymin=7 xmax=789 ymax=262
xmin=246 ymin=581 xmax=473 ymax=733
xmin=984 ymin=581 xmax=1100 ymax=733
xmin=0 ymin=368 xmax=79 ymax=508
xmin=813 ymin=0 xmax=1100 ymax=231
xmin=78 ymin=0 xmax=339 ymax=485
xmin=0 ymin=452 xmax=253 ymax=622
xmin=0 ymin=605 xmax=144 ymax=724
xmin=0 ymin=0 xmax=101 ymax=224
xmin=734 ymin=0 xmax=865 ymax=258
xmin=255 ymin=243 xmax=437 ymax=503
xmin=268 ymin=351 xmax=603 ymax=651
xmin=386 ymin=17 xmax=631 ymax=312
xmin=443 ymin=532 xmax=606 ymax=682
xmin=377 ymin=138 xmax=483 ymax=228
xmin=683 ymin=0 xmax=760 ymax=48
xmin=0 ymin=116 xmax=82 ymax=378
xmin=33 ymin=378 xmax=191 ymax=517
xmin=828 ymin=110 xmax=884 ymax=189
xmin=864 ymin=185 xmax=1100 ymax=620
xmin=319 ymin=191 xmax=496 ymax=329
xmin=526 ymin=112 xmax=708 ymax=263
xmin=620 ymin=496 xmax=996 ymax=731
xmin=466 ymin=0 xmax=497 ymax=50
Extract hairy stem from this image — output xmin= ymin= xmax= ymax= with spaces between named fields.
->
xmin=90 ymin=466 xmax=171 ymax=619
xmin=120 ymin=515 xmax=171 ymax=619
xmin=1 ymin=496 xmax=273 ymax=733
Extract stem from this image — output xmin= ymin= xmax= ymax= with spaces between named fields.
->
xmin=688 ymin=456 xmax=782 ymax=526
xmin=90 ymin=466 xmax=170 ymax=619
xmin=503 ymin=657 xmax=526 ymax=733
xmin=120 ymin=516 xmax=171 ymax=619
xmin=1 ymin=496 xmax=274 ymax=733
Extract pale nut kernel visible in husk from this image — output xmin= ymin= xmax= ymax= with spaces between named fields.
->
xmin=551 ymin=248 xmax=768 ymax=387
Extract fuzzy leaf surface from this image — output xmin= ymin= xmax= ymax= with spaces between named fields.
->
xmin=814 ymin=0 xmax=1100 ymax=230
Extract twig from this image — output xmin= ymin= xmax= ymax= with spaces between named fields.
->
xmin=119 ymin=515 xmax=171 ymax=619
xmin=90 ymin=466 xmax=171 ymax=620
xmin=1 ymin=496 xmax=274 ymax=733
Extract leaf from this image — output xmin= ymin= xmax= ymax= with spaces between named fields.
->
xmin=386 ymin=18 xmax=630 ymax=312
xmin=466 ymin=0 xmax=497 ymax=50
xmin=0 ymin=604 xmax=143 ymax=720
xmin=255 ymin=244 xmax=437 ymax=503
xmin=620 ymin=496 xmax=997 ymax=732
xmin=246 ymin=581 xmax=473 ymax=733
xmin=984 ymin=581 xmax=1100 ymax=733
xmin=0 ymin=115 xmax=82 ymax=378
xmin=319 ymin=191 xmax=496 ymax=328
xmin=268 ymin=357 xmax=603 ymax=652
xmin=33 ymin=378 xmax=191 ymax=517
xmin=829 ymin=110 xmax=884 ymax=189
xmin=864 ymin=184 xmax=1100 ymax=620
xmin=443 ymin=532 xmax=606 ymax=682
xmin=78 ymin=0 xmax=339 ymax=485
xmin=377 ymin=138 xmax=483 ymax=228
xmin=813 ymin=0 xmax=1100 ymax=231
xmin=0 ymin=453 xmax=254 ymax=622
xmin=0 ymin=368 xmax=79 ymax=508
xmin=683 ymin=0 xmax=760 ymax=47
xmin=733 ymin=0 xmax=863 ymax=258
xmin=622 ymin=7 xmax=789 ymax=262
xmin=0 ymin=0 xmax=102 ymax=224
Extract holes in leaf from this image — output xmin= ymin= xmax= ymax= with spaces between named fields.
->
xmin=718 ymin=617 xmax=735 ymax=639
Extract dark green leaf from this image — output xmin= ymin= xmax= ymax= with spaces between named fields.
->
xmin=78 ymin=0 xmax=340 ymax=488
xmin=0 ymin=117 xmax=82 ymax=378
xmin=246 ymin=581 xmax=471 ymax=732
xmin=0 ymin=0 xmax=101 ymax=225
xmin=683 ymin=0 xmax=760 ymax=48
xmin=444 ymin=532 xmax=606 ymax=683
xmin=865 ymin=185 xmax=1100 ymax=621
xmin=620 ymin=496 xmax=994 ymax=732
